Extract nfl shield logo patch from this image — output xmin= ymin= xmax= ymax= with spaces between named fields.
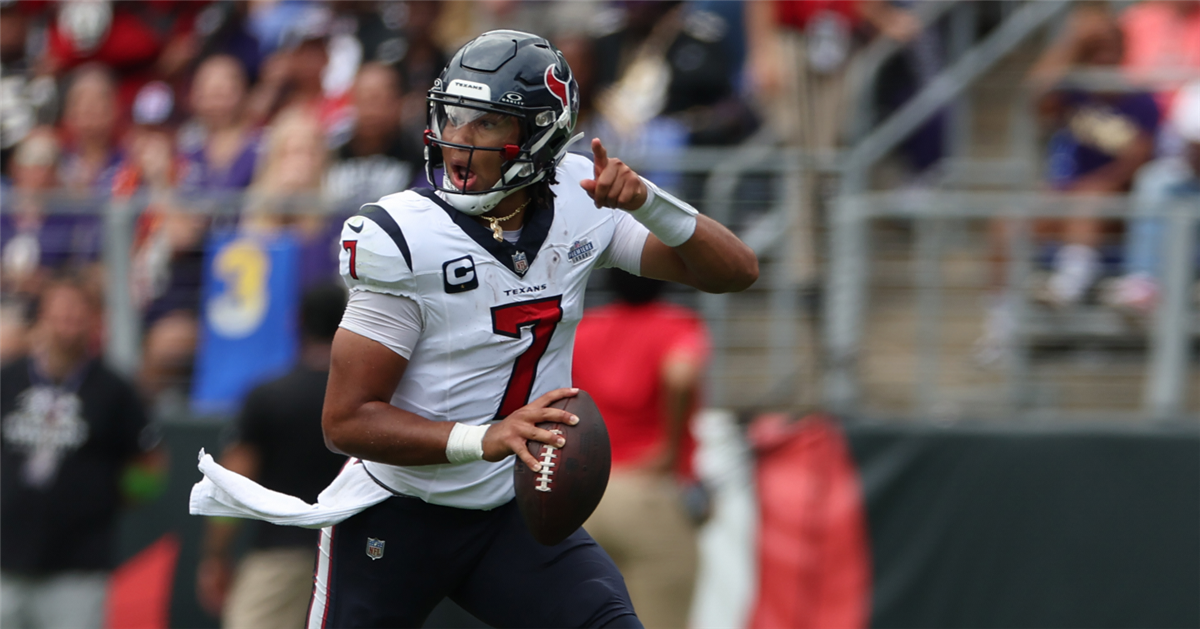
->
xmin=512 ymin=251 xmax=529 ymax=275
xmin=366 ymin=538 xmax=385 ymax=560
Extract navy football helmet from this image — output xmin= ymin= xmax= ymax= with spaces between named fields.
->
xmin=425 ymin=30 xmax=582 ymax=215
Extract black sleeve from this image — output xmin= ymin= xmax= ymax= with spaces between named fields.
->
xmin=235 ymin=384 xmax=272 ymax=450
xmin=113 ymin=373 xmax=152 ymax=461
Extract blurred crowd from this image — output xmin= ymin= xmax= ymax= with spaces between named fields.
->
xmin=980 ymin=0 xmax=1200 ymax=363
xmin=0 ymin=0 xmax=1195 ymax=403
xmin=0 ymin=0 xmax=934 ymax=411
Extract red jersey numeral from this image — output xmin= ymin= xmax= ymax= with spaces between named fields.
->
xmin=342 ymin=240 xmax=358 ymax=279
xmin=492 ymin=296 xmax=564 ymax=418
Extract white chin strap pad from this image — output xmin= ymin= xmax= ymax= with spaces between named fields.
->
xmin=440 ymin=171 xmax=511 ymax=215
xmin=441 ymin=168 xmax=545 ymax=216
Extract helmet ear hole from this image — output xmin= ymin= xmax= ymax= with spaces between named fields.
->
xmin=502 ymin=144 xmax=520 ymax=160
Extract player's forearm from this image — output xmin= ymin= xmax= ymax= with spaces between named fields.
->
xmin=322 ymin=402 xmax=455 ymax=466
xmin=678 ymin=216 xmax=759 ymax=292
xmin=643 ymin=216 xmax=759 ymax=293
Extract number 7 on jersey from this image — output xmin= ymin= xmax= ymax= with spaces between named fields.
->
xmin=492 ymin=296 xmax=564 ymax=418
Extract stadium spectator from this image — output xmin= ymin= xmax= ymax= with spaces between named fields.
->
xmin=0 ymin=277 xmax=165 ymax=629
xmin=591 ymin=1 xmax=756 ymax=148
xmin=246 ymin=5 xmax=352 ymax=139
xmin=979 ymin=5 xmax=1160 ymax=363
xmin=745 ymin=0 xmax=919 ymax=287
xmin=39 ymin=0 xmax=206 ymax=110
xmin=0 ymin=0 xmax=48 ymax=176
xmin=1105 ymin=80 xmax=1200 ymax=316
xmin=111 ymin=81 xmax=205 ymax=411
xmin=325 ymin=62 xmax=424 ymax=207
xmin=117 ymin=81 xmax=182 ymax=196
xmin=575 ymin=270 xmax=709 ymax=629
xmin=243 ymin=106 xmax=339 ymax=287
xmin=57 ymin=64 xmax=124 ymax=193
xmin=1119 ymin=0 xmax=1200 ymax=156
xmin=1026 ymin=4 xmax=1158 ymax=307
xmin=324 ymin=0 xmax=408 ymax=94
xmin=177 ymin=55 xmax=262 ymax=194
xmin=191 ymin=1 xmax=267 ymax=83
xmin=195 ymin=283 xmax=348 ymax=629
xmin=389 ymin=0 xmax=448 ymax=131
xmin=1 ymin=128 xmax=66 ymax=298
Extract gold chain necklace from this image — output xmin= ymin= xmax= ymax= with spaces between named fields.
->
xmin=483 ymin=199 xmax=531 ymax=242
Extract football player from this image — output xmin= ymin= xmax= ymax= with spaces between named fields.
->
xmin=196 ymin=30 xmax=758 ymax=628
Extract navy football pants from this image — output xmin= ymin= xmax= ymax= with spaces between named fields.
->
xmin=306 ymin=496 xmax=641 ymax=628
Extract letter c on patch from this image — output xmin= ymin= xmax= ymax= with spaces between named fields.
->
xmin=443 ymin=255 xmax=479 ymax=293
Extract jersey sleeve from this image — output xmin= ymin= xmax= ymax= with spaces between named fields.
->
xmin=339 ymin=289 xmax=424 ymax=359
xmin=339 ymin=204 xmax=420 ymax=302
xmin=595 ymin=209 xmax=650 ymax=275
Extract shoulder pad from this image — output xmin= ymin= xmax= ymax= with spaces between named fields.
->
xmin=339 ymin=204 xmax=417 ymax=297
xmin=683 ymin=10 xmax=727 ymax=44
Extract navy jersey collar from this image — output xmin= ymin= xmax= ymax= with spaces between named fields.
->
xmin=415 ymin=188 xmax=554 ymax=277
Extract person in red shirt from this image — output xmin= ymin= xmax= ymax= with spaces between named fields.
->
xmin=573 ymin=270 xmax=709 ymax=629
xmin=41 ymin=0 xmax=206 ymax=111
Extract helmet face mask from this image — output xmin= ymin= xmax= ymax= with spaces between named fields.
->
xmin=425 ymin=30 xmax=582 ymax=216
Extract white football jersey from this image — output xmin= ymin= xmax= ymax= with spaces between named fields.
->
xmin=337 ymin=153 xmax=648 ymax=509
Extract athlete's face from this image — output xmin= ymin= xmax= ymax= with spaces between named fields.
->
xmin=439 ymin=108 xmax=521 ymax=192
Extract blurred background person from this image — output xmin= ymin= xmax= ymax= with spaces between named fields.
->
xmin=575 ymin=271 xmax=710 ymax=629
xmin=587 ymin=0 xmax=757 ymax=185
xmin=243 ymin=106 xmax=338 ymax=287
xmin=390 ymin=0 xmax=448 ymax=130
xmin=246 ymin=5 xmax=351 ymax=140
xmin=1025 ymin=3 xmax=1158 ymax=307
xmin=0 ymin=278 xmax=164 ymax=629
xmin=325 ymin=62 xmax=424 ymax=208
xmin=110 ymin=80 xmax=208 ymax=412
xmin=321 ymin=0 xmax=418 ymax=110
xmin=178 ymin=54 xmax=262 ymax=194
xmin=57 ymin=64 xmax=123 ymax=194
xmin=195 ymin=282 xmax=348 ymax=629
xmin=744 ymin=0 xmax=920 ymax=290
xmin=2 ymin=127 xmax=65 ymax=300
xmin=1118 ymin=0 xmax=1200 ymax=157
xmin=1104 ymin=80 xmax=1200 ymax=316
xmin=37 ymin=0 xmax=205 ymax=110
xmin=190 ymin=0 xmax=267 ymax=84
xmin=0 ymin=0 xmax=54 ymax=177
xmin=980 ymin=4 xmax=1160 ymax=362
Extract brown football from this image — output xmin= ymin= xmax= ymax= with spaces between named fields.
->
xmin=513 ymin=390 xmax=611 ymax=546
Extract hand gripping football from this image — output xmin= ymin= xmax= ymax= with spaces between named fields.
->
xmin=513 ymin=390 xmax=611 ymax=546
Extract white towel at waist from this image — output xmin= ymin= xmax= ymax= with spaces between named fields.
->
xmin=189 ymin=449 xmax=391 ymax=528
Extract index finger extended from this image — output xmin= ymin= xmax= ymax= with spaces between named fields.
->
xmin=591 ymin=138 xmax=608 ymax=171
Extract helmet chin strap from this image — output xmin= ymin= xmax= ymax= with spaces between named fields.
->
xmin=441 ymin=171 xmax=540 ymax=216
xmin=438 ymin=132 xmax=584 ymax=216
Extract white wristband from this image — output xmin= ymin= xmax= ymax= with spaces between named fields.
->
xmin=445 ymin=423 xmax=488 ymax=464
xmin=629 ymin=178 xmax=698 ymax=247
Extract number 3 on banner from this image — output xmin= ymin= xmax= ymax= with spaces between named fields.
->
xmin=206 ymin=239 xmax=270 ymax=338
xmin=492 ymin=296 xmax=564 ymax=418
